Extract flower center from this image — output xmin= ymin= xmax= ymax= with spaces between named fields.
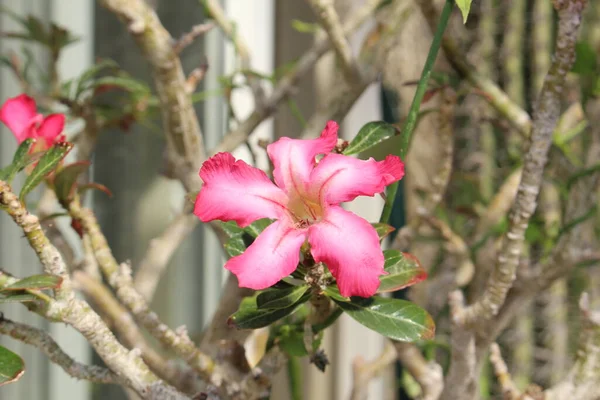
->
xmin=287 ymin=194 xmax=323 ymax=229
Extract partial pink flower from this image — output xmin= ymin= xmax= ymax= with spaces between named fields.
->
xmin=195 ymin=121 xmax=405 ymax=297
xmin=0 ymin=94 xmax=65 ymax=150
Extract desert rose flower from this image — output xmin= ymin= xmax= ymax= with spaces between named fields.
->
xmin=195 ymin=121 xmax=404 ymax=297
xmin=0 ymin=94 xmax=65 ymax=150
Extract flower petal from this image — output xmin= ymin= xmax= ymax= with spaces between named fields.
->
xmin=310 ymin=153 xmax=404 ymax=205
xmin=225 ymin=220 xmax=307 ymax=289
xmin=194 ymin=152 xmax=288 ymax=227
xmin=267 ymin=120 xmax=338 ymax=195
xmin=37 ymin=114 xmax=66 ymax=147
xmin=0 ymin=94 xmax=39 ymax=142
xmin=308 ymin=206 xmax=385 ymax=297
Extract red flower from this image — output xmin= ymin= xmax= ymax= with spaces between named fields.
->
xmin=0 ymin=94 xmax=65 ymax=150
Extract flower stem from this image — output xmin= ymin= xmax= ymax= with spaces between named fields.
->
xmin=379 ymin=0 xmax=453 ymax=224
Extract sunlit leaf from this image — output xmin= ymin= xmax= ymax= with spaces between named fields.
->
xmin=378 ymin=250 xmax=427 ymax=293
xmin=371 ymin=223 xmax=395 ymax=241
xmin=455 ymin=0 xmax=473 ymax=24
xmin=344 ymin=121 xmax=398 ymax=155
xmin=332 ymin=296 xmax=435 ymax=342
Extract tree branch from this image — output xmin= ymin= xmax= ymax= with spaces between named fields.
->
xmin=213 ymin=0 xmax=381 ymax=154
xmin=0 ymin=317 xmax=124 ymax=386
xmin=74 ymin=271 xmax=201 ymax=395
xmin=545 ymin=293 xmax=600 ymax=400
xmin=133 ymin=212 xmax=199 ymax=301
xmin=97 ymin=0 xmax=206 ymax=191
xmin=350 ymin=341 xmax=397 ymax=400
xmin=394 ymin=342 xmax=444 ymax=400
xmin=455 ymin=0 xmax=586 ymax=326
xmin=0 ymin=181 xmax=183 ymax=399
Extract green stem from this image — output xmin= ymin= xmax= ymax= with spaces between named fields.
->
xmin=379 ymin=0 xmax=453 ymax=224
xmin=287 ymin=356 xmax=303 ymax=400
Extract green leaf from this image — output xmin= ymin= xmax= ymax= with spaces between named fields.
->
xmin=572 ymin=41 xmax=598 ymax=75
xmin=92 ymin=76 xmax=151 ymax=95
xmin=73 ymin=59 xmax=119 ymax=97
xmin=224 ymin=236 xmax=246 ymax=257
xmin=20 ymin=142 xmax=73 ymax=201
xmin=0 ymin=293 xmax=39 ymax=303
xmin=53 ymin=161 xmax=91 ymax=204
xmin=372 ymin=223 xmax=395 ymax=241
xmin=332 ymin=296 xmax=435 ymax=342
xmin=245 ymin=218 xmax=274 ymax=238
xmin=1 ymin=274 xmax=63 ymax=292
xmin=229 ymin=291 xmax=310 ymax=329
xmin=455 ymin=0 xmax=473 ymax=23
xmin=0 ymin=139 xmax=36 ymax=182
xmin=343 ymin=121 xmax=398 ymax=155
xmin=378 ymin=250 xmax=427 ymax=293
xmin=220 ymin=221 xmax=244 ymax=238
xmin=0 ymin=346 xmax=25 ymax=386
xmin=77 ymin=183 xmax=112 ymax=198
xmin=291 ymin=19 xmax=319 ymax=34
xmin=257 ymin=285 xmax=310 ymax=310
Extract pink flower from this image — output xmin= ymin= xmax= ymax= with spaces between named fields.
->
xmin=0 ymin=94 xmax=65 ymax=150
xmin=195 ymin=121 xmax=404 ymax=297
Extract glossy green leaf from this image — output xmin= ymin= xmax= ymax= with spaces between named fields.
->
xmin=229 ymin=291 xmax=309 ymax=329
xmin=53 ymin=161 xmax=90 ymax=204
xmin=257 ymin=285 xmax=310 ymax=310
xmin=0 ymin=346 xmax=25 ymax=386
xmin=224 ymin=236 xmax=246 ymax=257
xmin=0 ymin=139 xmax=36 ymax=182
xmin=245 ymin=218 xmax=273 ymax=238
xmin=343 ymin=121 xmax=398 ymax=155
xmin=372 ymin=223 xmax=395 ymax=241
xmin=332 ymin=296 xmax=435 ymax=342
xmin=220 ymin=221 xmax=244 ymax=238
xmin=20 ymin=142 xmax=73 ymax=201
xmin=378 ymin=250 xmax=427 ymax=293
xmin=1 ymin=274 xmax=63 ymax=292
xmin=0 ymin=293 xmax=39 ymax=303
xmin=455 ymin=0 xmax=473 ymax=23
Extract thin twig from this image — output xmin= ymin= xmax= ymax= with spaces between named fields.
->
xmin=201 ymin=0 xmax=265 ymax=106
xmin=173 ymin=23 xmax=213 ymax=54
xmin=74 ymin=271 xmax=201 ymax=395
xmin=489 ymin=343 xmax=521 ymax=400
xmin=350 ymin=341 xmax=397 ymax=400
xmin=394 ymin=342 xmax=444 ymax=400
xmin=98 ymin=0 xmax=206 ymax=191
xmin=133 ymin=212 xmax=199 ymax=301
xmin=213 ymin=0 xmax=381 ymax=154
xmin=306 ymin=0 xmax=361 ymax=83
